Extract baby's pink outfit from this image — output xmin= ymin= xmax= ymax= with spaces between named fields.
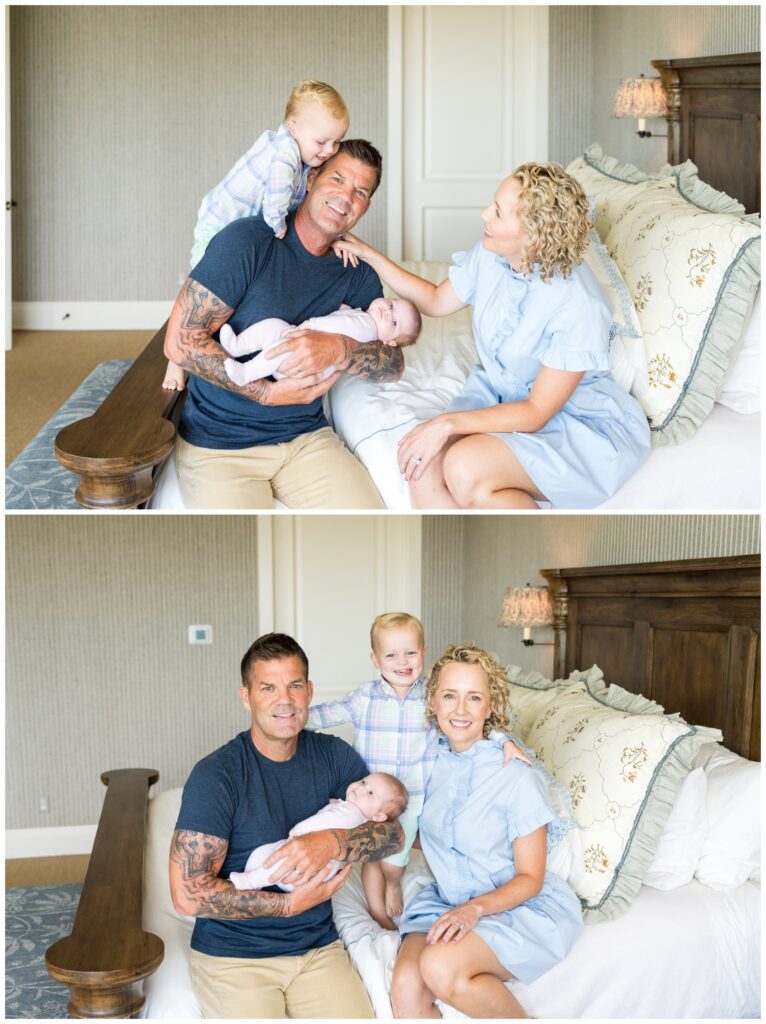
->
xmin=229 ymin=798 xmax=368 ymax=891
xmin=221 ymin=307 xmax=379 ymax=386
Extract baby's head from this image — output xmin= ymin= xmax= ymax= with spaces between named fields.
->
xmin=370 ymin=612 xmax=426 ymax=692
xmin=285 ymin=80 xmax=349 ymax=168
xmin=346 ymin=773 xmax=408 ymax=822
xmin=367 ymin=297 xmax=422 ymax=347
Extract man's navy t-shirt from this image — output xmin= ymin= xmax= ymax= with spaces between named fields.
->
xmin=175 ymin=729 xmax=367 ymax=959
xmin=179 ymin=215 xmax=383 ymax=450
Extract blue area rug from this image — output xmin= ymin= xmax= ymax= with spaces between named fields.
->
xmin=5 ymin=884 xmax=81 ymax=1018
xmin=5 ymin=360 xmax=132 ymax=510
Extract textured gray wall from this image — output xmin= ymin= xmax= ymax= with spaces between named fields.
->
xmin=10 ymin=5 xmax=388 ymax=302
xmin=6 ymin=513 xmax=761 ymax=829
xmin=548 ymin=4 xmax=760 ymax=167
xmin=6 ymin=516 xmax=263 ymax=828
xmin=424 ymin=514 xmax=761 ymax=678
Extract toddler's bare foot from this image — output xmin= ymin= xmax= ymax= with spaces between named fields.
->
xmin=384 ymin=878 xmax=404 ymax=919
xmin=369 ymin=906 xmax=398 ymax=931
xmin=162 ymin=363 xmax=186 ymax=391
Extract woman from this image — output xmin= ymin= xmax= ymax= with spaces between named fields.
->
xmin=334 ymin=163 xmax=651 ymax=509
xmin=391 ymin=646 xmax=583 ymax=1019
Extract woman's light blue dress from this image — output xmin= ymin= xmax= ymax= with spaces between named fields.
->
xmin=399 ymin=739 xmax=583 ymax=985
xmin=448 ymin=243 xmax=651 ymax=508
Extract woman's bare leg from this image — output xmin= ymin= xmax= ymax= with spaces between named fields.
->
xmin=419 ymin=931 xmax=528 ymax=1019
xmin=391 ymin=934 xmax=441 ymax=1019
xmin=442 ymin=434 xmax=546 ymax=509
xmin=408 ymin=440 xmax=460 ymax=509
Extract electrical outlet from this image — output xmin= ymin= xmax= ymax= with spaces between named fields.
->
xmin=188 ymin=624 xmax=213 ymax=645
xmin=39 ymin=795 xmax=49 ymax=813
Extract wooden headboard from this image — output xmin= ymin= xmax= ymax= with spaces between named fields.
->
xmin=652 ymin=52 xmax=760 ymax=213
xmin=540 ymin=556 xmax=760 ymax=761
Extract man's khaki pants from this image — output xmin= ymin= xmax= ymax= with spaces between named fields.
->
xmin=177 ymin=427 xmax=384 ymax=509
xmin=189 ymin=940 xmax=374 ymax=1018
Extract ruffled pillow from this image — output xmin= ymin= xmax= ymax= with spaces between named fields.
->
xmin=524 ymin=666 xmax=722 ymax=922
xmin=581 ymin=228 xmax=648 ymax=398
xmin=605 ymin=179 xmax=760 ymax=445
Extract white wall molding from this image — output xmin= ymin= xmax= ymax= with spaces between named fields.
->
xmin=386 ymin=5 xmax=404 ymax=264
xmin=13 ymin=301 xmax=173 ymax=331
xmin=6 ymin=824 xmax=97 ymax=859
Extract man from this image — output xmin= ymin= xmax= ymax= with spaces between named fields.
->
xmin=169 ymin=633 xmax=403 ymax=1019
xmin=164 ymin=139 xmax=402 ymax=509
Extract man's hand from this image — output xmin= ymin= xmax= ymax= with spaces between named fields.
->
xmin=264 ymin=830 xmax=340 ymax=886
xmin=255 ymin=372 xmax=340 ymax=407
xmin=268 ymin=330 xmax=348 ymax=379
xmin=286 ymin=864 xmax=353 ymax=916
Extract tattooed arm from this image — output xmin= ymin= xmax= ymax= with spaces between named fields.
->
xmin=169 ymin=829 xmax=352 ymax=919
xmin=261 ymin=331 xmax=405 ymax=384
xmin=263 ymin=818 xmax=405 ymax=886
xmin=164 ymin=278 xmax=340 ymax=405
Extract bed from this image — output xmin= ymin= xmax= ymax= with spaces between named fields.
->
xmin=53 ymin=53 xmax=760 ymax=511
xmin=45 ymin=555 xmax=761 ymax=1018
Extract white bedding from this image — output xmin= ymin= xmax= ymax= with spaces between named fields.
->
xmin=332 ymin=852 xmax=761 ymax=1020
xmin=140 ymin=788 xmax=761 ymax=1020
xmin=150 ymin=267 xmax=760 ymax=512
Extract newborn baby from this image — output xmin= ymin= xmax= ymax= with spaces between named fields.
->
xmin=220 ymin=297 xmax=422 ymax=386
xmin=229 ymin=772 xmax=408 ymax=891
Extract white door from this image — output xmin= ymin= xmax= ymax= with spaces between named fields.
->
xmin=392 ymin=5 xmax=549 ymax=262
xmin=257 ymin=516 xmax=422 ymax=704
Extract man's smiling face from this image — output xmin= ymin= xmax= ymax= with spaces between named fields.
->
xmin=240 ymin=655 xmax=314 ymax=755
xmin=301 ymin=152 xmax=376 ymax=239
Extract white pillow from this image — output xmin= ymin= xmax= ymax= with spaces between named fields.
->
xmin=716 ymin=286 xmax=761 ymax=414
xmin=693 ymin=742 xmax=761 ymax=889
xmin=642 ymin=766 xmax=707 ymax=890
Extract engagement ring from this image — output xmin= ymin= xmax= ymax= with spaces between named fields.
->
xmin=409 ymin=456 xmax=421 ymax=465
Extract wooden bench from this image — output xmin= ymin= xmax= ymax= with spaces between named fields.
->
xmin=45 ymin=769 xmax=164 ymax=1018
xmin=54 ymin=325 xmax=184 ymax=509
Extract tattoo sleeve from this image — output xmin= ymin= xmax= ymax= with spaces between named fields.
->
xmin=166 ymin=279 xmax=273 ymax=402
xmin=330 ymin=817 xmax=404 ymax=864
xmin=170 ymin=830 xmax=290 ymax=919
xmin=342 ymin=339 xmax=404 ymax=383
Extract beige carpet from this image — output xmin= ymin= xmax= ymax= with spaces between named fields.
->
xmin=5 ymin=330 xmax=153 ymax=465
xmin=5 ymin=854 xmax=90 ymax=888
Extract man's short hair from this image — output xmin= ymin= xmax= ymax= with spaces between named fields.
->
xmin=334 ymin=139 xmax=383 ymax=196
xmin=241 ymin=633 xmax=309 ymax=688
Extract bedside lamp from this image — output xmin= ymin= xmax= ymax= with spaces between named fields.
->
xmin=498 ymin=583 xmax=553 ymax=646
xmin=612 ymin=73 xmax=668 ymax=138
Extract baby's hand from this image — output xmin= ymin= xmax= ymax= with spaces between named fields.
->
xmin=274 ymin=227 xmax=287 ymax=240
xmin=502 ymin=739 xmax=533 ymax=767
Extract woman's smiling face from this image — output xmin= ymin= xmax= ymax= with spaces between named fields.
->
xmin=480 ymin=175 xmax=530 ymax=269
xmin=429 ymin=661 xmax=492 ymax=751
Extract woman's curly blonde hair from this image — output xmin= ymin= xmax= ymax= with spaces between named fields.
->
xmin=512 ymin=162 xmax=590 ymax=282
xmin=425 ymin=645 xmax=512 ymax=739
